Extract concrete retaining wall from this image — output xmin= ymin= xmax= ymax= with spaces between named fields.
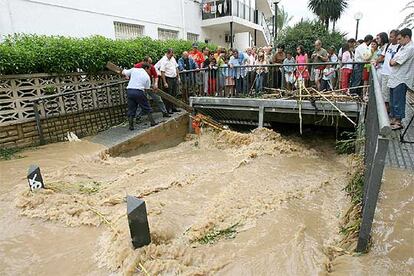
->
xmin=107 ymin=113 xmax=189 ymax=157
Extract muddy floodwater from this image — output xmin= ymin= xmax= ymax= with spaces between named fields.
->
xmin=0 ymin=128 xmax=412 ymax=275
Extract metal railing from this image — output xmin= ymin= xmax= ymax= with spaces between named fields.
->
xmin=178 ymin=62 xmax=368 ymax=102
xmin=258 ymin=12 xmax=272 ymax=43
xmin=32 ymin=80 xmax=128 ymax=144
xmin=356 ymin=66 xmax=391 ymax=252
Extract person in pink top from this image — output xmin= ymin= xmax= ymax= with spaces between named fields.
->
xmin=340 ymin=43 xmax=354 ymax=93
xmin=295 ymin=45 xmax=310 ymax=87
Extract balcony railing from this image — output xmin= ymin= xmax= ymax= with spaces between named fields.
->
xmin=201 ymin=0 xmax=272 ymax=43
xmin=201 ymin=0 xmax=254 ymax=23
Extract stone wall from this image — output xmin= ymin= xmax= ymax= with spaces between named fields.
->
xmin=0 ymin=71 xmax=124 ymax=149
xmin=0 ymin=105 xmax=127 ymax=148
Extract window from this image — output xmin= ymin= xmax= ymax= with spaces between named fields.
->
xmin=158 ymin=28 xmax=179 ymax=40
xmin=187 ymin=33 xmax=199 ymax=42
xmin=114 ymin=22 xmax=144 ymax=39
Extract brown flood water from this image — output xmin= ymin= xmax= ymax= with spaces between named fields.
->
xmin=0 ymin=128 xmax=412 ymax=275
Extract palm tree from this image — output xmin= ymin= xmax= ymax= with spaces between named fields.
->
xmin=399 ymin=0 xmax=414 ymax=28
xmin=265 ymin=6 xmax=293 ymax=31
xmin=308 ymin=0 xmax=349 ymax=30
xmin=277 ymin=6 xmax=293 ymax=30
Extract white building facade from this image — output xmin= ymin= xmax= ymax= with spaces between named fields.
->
xmin=0 ymin=0 xmax=273 ymax=49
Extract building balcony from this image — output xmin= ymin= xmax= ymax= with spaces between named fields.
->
xmin=201 ymin=0 xmax=272 ymax=45
xmin=255 ymin=0 xmax=275 ymax=18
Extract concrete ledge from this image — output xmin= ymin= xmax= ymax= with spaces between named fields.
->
xmin=105 ymin=113 xmax=189 ymax=157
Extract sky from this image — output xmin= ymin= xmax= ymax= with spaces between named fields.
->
xmin=281 ymin=0 xmax=408 ymax=39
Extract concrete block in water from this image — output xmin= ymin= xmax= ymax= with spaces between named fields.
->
xmin=127 ymin=195 xmax=151 ymax=248
xmin=27 ymin=165 xmax=44 ymax=192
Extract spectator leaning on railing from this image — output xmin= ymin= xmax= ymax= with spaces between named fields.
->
xmin=295 ymin=45 xmax=310 ymax=87
xmin=311 ymin=40 xmax=329 ymax=91
xmin=350 ymin=35 xmax=374 ymax=96
xmin=178 ymin=51 xmax=198 ymax=102
xmin=272 ymin=44 xmax=286 ymax=89
xmin=375 ymin=30 xmax=401 ymax=111
xmin=189 ymin=43 xmax=205 ymax=68
xmin=254 ymin=51 xmax=268 ymax=93
xmin=283 ymin=51 xmax=296 ymax=91
xmin=340 ymin=43 xmax=354 ymax=93
xmin=388 ymin=28 xmax=414 ymax=131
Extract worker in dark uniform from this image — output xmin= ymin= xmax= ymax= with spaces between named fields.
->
xmin=121 ymin=63 xmax=157 ymax=130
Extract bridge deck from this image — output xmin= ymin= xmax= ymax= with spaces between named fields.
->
xmin=190 ymin=97 xmax=362 ymax=128
xmin=386 ymin=92 xmax=414 ymax=170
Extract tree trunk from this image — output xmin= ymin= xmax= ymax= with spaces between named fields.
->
xmin=325 ymin=18 xmax=329 ymax=30
xmin=332 ymin=20 xmax=336 ymax=32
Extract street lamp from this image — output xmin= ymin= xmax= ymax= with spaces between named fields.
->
xmin=273 ymin=0 xmax=281 ymax=44
xmin=354 ymin=12 xmax=363 ymax=40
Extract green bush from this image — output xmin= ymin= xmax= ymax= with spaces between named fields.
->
xmin=0 ymin=34 xmax=215 ymax=75
xmin=277 ymin=20 xmax=346 ymax=55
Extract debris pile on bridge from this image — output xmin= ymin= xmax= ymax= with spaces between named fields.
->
xmin=262 ymin=87 xmax=363 ymax=102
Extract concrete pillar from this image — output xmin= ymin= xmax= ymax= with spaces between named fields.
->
xmin=258 ymin=106 xmax=264 ymax=127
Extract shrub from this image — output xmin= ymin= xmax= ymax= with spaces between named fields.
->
xmin=277 ymin=20 xmax=346 ymax=56
xmin=0 ymin=34 xmax=215 ymax=75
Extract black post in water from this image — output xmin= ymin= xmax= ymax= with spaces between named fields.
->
xmin=27 ymin=165 xmax=45 ymax=191
xmin=127 ymin=195 xmax=151 ymax=249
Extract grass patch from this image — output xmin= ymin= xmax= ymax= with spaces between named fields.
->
xmin=47 ymin=181 xmax=102 ymax=195
xmin=337 ymin=156 xmax=365 ymax=251
xmin=336 ymin=131 xmax=356 ymax=154
xmin=196 ymin=223 xmax=239 ymax=245
xmin=0 ymin=147 xmax=24 ymax=160
xmin=343 ymin=159 xmax=364 ymax=205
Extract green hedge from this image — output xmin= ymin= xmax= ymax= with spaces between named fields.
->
xmin=277 ymin=20 xmax=346 ymax=56
xmin=0 ymin=34 xmax=214 ymax=75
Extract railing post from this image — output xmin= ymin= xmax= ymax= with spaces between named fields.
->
xmin=189 ymin=97 xmax=195 ymax=133
xmin=357 ymin=136 xmax=389 ymax=252
xmin=33 ymin=102 xmax=45 ymax=145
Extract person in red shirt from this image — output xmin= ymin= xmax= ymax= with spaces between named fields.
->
xmin=134 ymin=56 xmax=159 ymax=90
xmin=134 ymin=56 xmax=170 ymax=118
xmin=189 ymin=43 xmax=205 ymax=68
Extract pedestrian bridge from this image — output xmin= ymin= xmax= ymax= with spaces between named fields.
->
xmin=190 ymin=96 xmax=362 ymax=128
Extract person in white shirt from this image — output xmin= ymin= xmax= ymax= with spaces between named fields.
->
xmin=375 ymin=30 xmax=400 ymax=110
xmin=159 ymin=49 xmax=180 ymax=113
xmin=350 ymin=34 xmax=373 ymax=96
xmin=321 ymin=65 xmax=335 ymax=91
xmin=338 ymin=38 xmax=356 ymax=60
xmin=246 ymin=48 xmax=256 ymax=93
xmin=122 ymin=63 xmax=157 ymax=130
xmin=328 ymin=46 xmax=339 ymax=88
xmin=388 ymin=28 xmax=414 ymax=130
xmin=340 ymin=43 xmax=354 ymax=92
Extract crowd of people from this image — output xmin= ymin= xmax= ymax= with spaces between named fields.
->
xmin=122 ymin=28 xmax=413 ymax=131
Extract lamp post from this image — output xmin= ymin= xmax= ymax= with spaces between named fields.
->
xmin=273 ymin=0 xmax=281 ymax=44
xmin=354 ymin=12 xmax=363 ymax=40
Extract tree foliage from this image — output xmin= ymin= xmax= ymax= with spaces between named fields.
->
xmin=399 ymin=0 xmax=414 ymax=29
xmin=277 ymin=20 xmax=346 ymax=55
xmin=266 ymin=5 xmax=293 ymax=33
xmin=0 ymin=34 xmax=214 ymax=75
xmin=308 ymin=0 xmax=349 ymax=30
